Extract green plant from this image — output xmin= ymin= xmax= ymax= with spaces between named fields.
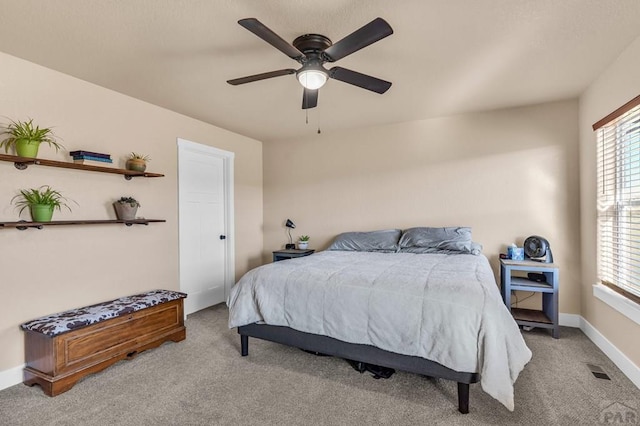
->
xmin=116 ymin=196 xmax=140 ymax=207
xmin=299 ymin=235 xmax=310 ymax=242
xmin=128 ymin=152 xmax=151 ymax=161
xmin=11 ymin=185 xmax=75 ymax=214
xmin=0 ymin=118 xmax=64 ymax=153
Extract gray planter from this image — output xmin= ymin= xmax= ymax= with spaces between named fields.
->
xmin=113 ymin=202 xmax=138 ymax=220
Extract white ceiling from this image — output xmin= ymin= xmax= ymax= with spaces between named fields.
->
xmin=1 ymin=0 xmax=640 ymax=142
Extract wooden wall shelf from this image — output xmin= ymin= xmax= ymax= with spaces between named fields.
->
xmin=0 ymin=154 xmax=164 ymax=180
xmin=0 ymin=219 xmax=166 ymax=230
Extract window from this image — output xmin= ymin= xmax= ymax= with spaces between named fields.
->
xmin=593 ymin=94 xmax=640 ymax=304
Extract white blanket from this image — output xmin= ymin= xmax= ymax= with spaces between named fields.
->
xmin=228 ymin=251 xmax=531 ymax=411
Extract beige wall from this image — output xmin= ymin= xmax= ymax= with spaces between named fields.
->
xmin=4 ymin=28 xmax=637 ymax=382
xmin=264 ymin=100 xmax=581 ymax=314
xmin=0 ymin=52 xmax=263 ymax=371
xmin=579 ymin=35 xmax=640 ymax=366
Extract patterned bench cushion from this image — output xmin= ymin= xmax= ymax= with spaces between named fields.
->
xmin=21 ymin=289 xmax=187 ymax=337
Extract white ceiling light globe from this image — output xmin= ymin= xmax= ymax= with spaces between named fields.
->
xmin=297 ymin=69 xmax=328 ymax=90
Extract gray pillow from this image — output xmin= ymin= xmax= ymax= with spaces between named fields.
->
xmin=327 ymin=229 xmax=402 ymax=252
xmin=399 ymin=241 xmax=483 ymax=256
xmin=399 ymin=227 xmax=473 ymax=253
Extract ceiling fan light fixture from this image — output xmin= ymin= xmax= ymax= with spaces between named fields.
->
xmin=229 ymin=18 xmax=394 ymax=108
xmin=297 ymin=68 xmax=328 ymax=90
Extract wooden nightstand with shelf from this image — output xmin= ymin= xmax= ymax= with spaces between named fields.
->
xmin=500 ymin=259 xmax=559 ymax=338
xmin=272 ymin=249 xmax=315 ymax=262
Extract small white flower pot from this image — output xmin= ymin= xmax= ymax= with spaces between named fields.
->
xmin=298 ymin=242 xmax=309 ymax=249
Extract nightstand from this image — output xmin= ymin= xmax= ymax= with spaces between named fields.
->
xmin=500 ymin=259 xmax=559 ymax=338
xmin=272 ymin=249 xmax=315 ymax=262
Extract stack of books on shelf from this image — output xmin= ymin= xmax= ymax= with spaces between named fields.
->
xmin=70 ymin=150 xmax=113 ymax=167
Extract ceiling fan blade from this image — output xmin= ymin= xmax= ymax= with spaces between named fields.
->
xmin=329 ymin=67 xmax=392 ymax=94
xmin=238 ymin=18 xmax=305 ymax=61
xmin=302 ymin=88 xmax=318 ymax=109
xmin=323 ymin=18 xmax=393 ymax=62
xmin=227 ymin=69 xmax=296 ymax=85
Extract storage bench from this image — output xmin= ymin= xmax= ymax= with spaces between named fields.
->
xmin=20 ymin=289 xmax=187 ymax=396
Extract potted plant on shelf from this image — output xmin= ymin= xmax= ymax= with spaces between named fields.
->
xmin=11 ymin=185 xmax=75 ymax=222
xmin=113 ymin=196 xmax=140 ymax=220
xmin=125 ymin=152 xmax=150 ymax=172
xmin=298 ymin=235 xmax=310 ymax=250
xmin=0 ymin=118 xmax=64 ymax=158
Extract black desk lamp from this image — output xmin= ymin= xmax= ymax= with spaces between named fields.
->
xmin=285 ymin=219 xmax=296 ymax=249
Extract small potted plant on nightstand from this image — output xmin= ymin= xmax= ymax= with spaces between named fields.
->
xmin=125 ymin=152 xmax=150 ymax=172
xmin=11 ymin=185 xmax=75 ymax=222
xmin=113 ymin=196 xmax=140 ymax=220
xmin=298 ymin=235 xmax=310 ymax=250
xmin=0 ymin=118 xmax=64 ymax=158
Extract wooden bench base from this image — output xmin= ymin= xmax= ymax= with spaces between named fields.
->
xmin=23 ymin=297 xmax=185 ymax=396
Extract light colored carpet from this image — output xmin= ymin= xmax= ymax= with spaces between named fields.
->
xmin=0 ymin=304 xmax=638 ymax=425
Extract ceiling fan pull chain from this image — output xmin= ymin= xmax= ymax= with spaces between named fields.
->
xmin=317 ymin=108 xmax=321 ymax=134
xmin=306 ymin=108 xmax=308 ymax=124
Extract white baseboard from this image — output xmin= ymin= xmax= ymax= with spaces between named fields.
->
xmin=559 ymin=312 xmax=582 ymax=328
xmin=0 ymin=364 xmax=24 ymax=391
xmin=579 ymin=317 xmax=640 ymax=389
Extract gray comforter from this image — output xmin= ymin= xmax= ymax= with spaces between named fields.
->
xmin=228 ymin=251 xmax=531 ymax=411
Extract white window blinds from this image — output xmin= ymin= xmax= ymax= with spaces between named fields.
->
xmin=595 ymin=97 xmax=640 ymax=302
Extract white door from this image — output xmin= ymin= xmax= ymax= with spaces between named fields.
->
xmin=178 ymin=139 xmax=235 ymax=315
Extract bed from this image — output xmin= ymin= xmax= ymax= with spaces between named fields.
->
xmin=228 ymin=228 xmax=532 ymax=413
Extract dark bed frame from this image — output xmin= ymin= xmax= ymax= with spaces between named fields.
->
xmin=238 ymin=323 xmax=480 ymax=413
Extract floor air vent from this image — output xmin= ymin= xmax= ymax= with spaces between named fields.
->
xmin=587 ymin=363 xmax=611 ymax=380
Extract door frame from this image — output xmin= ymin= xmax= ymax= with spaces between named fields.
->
xmin=177 ymin=138 xmax=235 ymax=303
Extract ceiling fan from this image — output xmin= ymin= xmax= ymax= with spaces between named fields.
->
xmin=227 ymin=17 xmax=393 ymax=109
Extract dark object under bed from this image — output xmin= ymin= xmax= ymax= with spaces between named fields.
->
xmin=238 ymin=323 xmax=480 ymax=414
